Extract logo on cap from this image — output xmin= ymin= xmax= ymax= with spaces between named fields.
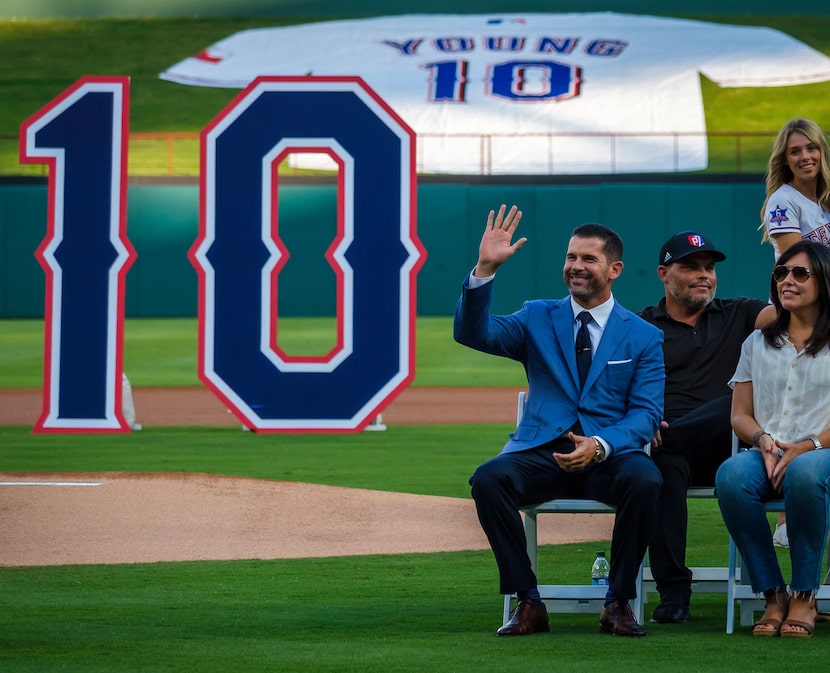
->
xmin=688 ymin=234 xmax=704 ymax=247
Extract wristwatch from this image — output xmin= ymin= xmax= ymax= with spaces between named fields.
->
xmin=592 ymin=437 xmax=606 ymax=463
xmin=752 ymin=430 xmax=770 ymax=447
xmin=808 ymin=434 xmax=823 ymax=450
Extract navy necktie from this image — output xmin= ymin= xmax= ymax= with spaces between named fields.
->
xmin=576 ymin=311 xmax=593 ymax=388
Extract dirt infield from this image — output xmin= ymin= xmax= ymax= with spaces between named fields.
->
xmin=0 ymin=386 xmax=613 ymax=567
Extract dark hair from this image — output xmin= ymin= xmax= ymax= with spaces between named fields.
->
xmin=571 ymin=223 xmax=623 ymax=262
xmin=763 ymin=240 xmax=830 ymax=355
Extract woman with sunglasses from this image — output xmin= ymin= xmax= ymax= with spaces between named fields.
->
xmin=760 ymin=119 xmax=830 ymax=549
xmin=716 ymin=240 xmax=830 ymax=638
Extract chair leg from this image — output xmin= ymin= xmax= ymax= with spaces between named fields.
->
xmin=726 ymin=536 xmax=737 ymax=634
xmin=825 ymin=536 xmax=830 ymax=584
xmin=503 ymin=593 xmax=514 ymax=624
xmin=525 ymin=511 xmax=538 ymax=575
xmin=632 ymin=560 xmax=645 ymax=624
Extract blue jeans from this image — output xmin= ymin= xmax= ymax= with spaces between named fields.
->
xmin=716 ymin=448 xmax=830 ymax=593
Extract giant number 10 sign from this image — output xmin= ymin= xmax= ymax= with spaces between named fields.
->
xmin=20 ymin=75 xmax=425 ymax=433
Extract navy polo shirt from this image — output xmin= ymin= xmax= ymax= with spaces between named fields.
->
xmin=638 ymin=297 xmax=767 ymax=421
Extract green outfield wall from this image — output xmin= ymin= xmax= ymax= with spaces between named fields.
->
xmin=1 ymin=178 xmax=774 ymax=319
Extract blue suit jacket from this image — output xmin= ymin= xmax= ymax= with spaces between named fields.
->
xmin=453 ymin=278 xmax=664 ymax=456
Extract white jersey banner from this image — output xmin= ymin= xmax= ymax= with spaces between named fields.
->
xmin=160 ymin=13 xmax=830 ymax=175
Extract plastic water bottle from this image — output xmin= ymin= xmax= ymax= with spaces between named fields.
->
xmin=591 ymin=550 xmax=610 ymax=586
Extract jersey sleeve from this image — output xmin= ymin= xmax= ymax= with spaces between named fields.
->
xmin=764 ymin=189 xmax=803 ymax=237
xmin=696 ymin=24 xmax=830 ymax=88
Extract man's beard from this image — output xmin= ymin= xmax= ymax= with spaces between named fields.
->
xmin=568 ymin=273 xmax=601 ymax=301
xmin=671 ymin=285 xmax=714 ymax=311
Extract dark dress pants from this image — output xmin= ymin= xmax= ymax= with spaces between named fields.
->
xmin=648 ymin=394 xmax=733 ymax=601
xmin=470 ymin=439 xmax=662 ymax=600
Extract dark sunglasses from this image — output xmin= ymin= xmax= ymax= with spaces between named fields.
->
xmin=772 ymin=265 xmax=812 ymax=282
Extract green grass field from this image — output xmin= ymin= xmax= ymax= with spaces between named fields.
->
xmin=3 ymin=14 xmax=830 ymax=175
xmin=2 ymin=541 xmax=810 ymax=673
xmin=0 ymin=543 xmax=804 ymax=673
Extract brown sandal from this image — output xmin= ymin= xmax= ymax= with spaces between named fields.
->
xmin=780 ymin=619 xmax=814 ymax=638
xmin=752 ymin=617 xmax=783 ymax=637
xmin=781 ymin=592 xmax=816 ymax=639
xmin=752 ymin=587 xmax=789 ymax=637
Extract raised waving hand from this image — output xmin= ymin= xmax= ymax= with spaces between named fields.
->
xmin=474 ymin=204 xmax=527 ymax=278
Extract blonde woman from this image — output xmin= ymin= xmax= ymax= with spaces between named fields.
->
xmin=760 ymin=118 xmax=830 ymax=260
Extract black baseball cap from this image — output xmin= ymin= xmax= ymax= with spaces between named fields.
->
xmin=658 ymin=232 xmax=726 ymax=265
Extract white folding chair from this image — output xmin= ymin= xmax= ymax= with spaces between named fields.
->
xmin=503 ymin=391 xmax=645 ymax=624
xmin=725 ymin=436 xmax=830 ymax=633
xmin=641 ymin=484 xmax=731 ymax=602
xmin=641 ymin=435 xmax=730 ymax=603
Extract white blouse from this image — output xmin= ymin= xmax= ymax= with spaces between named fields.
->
xmin=729 ymin=329 xmax=830 ymax=444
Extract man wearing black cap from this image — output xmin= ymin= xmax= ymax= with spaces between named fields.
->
xmin=639 ymin=232 xmax=775 ymax=623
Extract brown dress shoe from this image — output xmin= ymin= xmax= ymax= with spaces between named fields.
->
xmin=497 ymin=600 xmax=550 ymax=636
xmin=599 ymin=600 xmax=646 ymax=637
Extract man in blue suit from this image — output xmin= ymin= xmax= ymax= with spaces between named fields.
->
xmin=455 ymin=205 xmax=664 ymax=637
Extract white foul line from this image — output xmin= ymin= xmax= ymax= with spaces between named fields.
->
xmin=0 ymin=481 xmax=103 ymax=487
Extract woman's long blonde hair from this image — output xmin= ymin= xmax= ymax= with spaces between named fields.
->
xmin=760 ymin=118 xmax=830 ymax=241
